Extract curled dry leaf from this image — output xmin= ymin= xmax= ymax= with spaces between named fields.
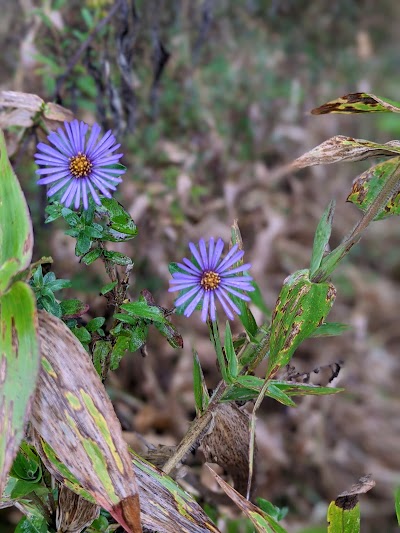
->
xmin=311 ymin=92 xmax=400 ymax=114
xmin=0 ymin=90 xmax=73 ymax=129
xmin=202 ymin=403 xmax=255 ymax=497
xmin=56 ymin=485 xmax=100 ymax=533
xmin=291 ymin=135 xmax=400 ymax=169
xmin=33 ymin=310 xmax=142 ymax=533
xmin=335 ymin=474 xmax=376 ymax=510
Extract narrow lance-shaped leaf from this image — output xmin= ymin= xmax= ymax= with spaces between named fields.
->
xmin=310 ymin=200 xmax=335 ymax=276
xmin=32 ymin=311 xmax=142 ymax=533
xmin=0 ymin=129 xmax=33 ymax=294
xmin=292 ymin=135 xmax=400 ymax=170
xmin=347 ymin=157 xmax=400 ymax=220
xmin=209 ymin=468 xmax=287 ymax=533
xmin=193 ymin=350 xmax=209 ymax=414
xmin=0 ymin=283 xmax=40 ymax=496
xmin=267 ymin=270 xmax=336 ymax=378
xmin=327 ymin=475 xmax=375 ymax=533
xmin=311 ymin=93 xmax=400 ymax=114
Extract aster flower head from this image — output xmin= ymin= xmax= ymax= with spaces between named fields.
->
xmin=169 ymin=238 xmax=254 ymax=322
xmin=35 ymin=119 xmax=125 ymax=210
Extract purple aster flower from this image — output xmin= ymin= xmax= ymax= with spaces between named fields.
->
xmin=169 ymin=238 xmax=254 ymax=322
xmin=35 ymin=119 xmax=125 ymax=210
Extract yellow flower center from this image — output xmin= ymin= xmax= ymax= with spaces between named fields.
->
xmin=69 ymin=152 xmax=93 ymax=178
xmin=201 ymin=270 xmax=221 ymax=291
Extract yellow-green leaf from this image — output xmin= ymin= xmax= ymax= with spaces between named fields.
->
xmin=0 ymin=282 xmax=40 ymax=496
xmin=0 ymin=130 xmax=33 ymax=294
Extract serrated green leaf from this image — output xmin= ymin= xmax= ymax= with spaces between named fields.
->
xmin=310 ymin=201 xmax=335 ymax=276
xmin=86 ymin=317 xmax=106 ymax=332
xmin=60 ymin=299 xmax=89 ymax=318
xmin=97 ymin=197 xmax=138 ymax=242
xmin=71 ymin=326 xmax=92 ymax=344
xmin=224 ymin=322 xmax=238 ymax=379
xmin=75 ymin=233 xmax=92 ymax=256
xmin=81 ymin=248 xmax=102 ymax=265
xmin=100 ymin=280 xmax=118 ymax=295
xmin=267 ymin=270 xmax=336 ymax=377
xmin=0 ymin=130 xmax=33 ymax=294
xmin=193 ymin=350 xmax=210 ymax=414
xmin=120 ymin=301 xmax=165 ymax=323
xmin=92 ymin=340 xmax=111 ymax=376
xmin=347 ymin=157 xmax=400 ymax=220
xmin=102 ymin=250 xmax=133 ymax=266
xmin=311 ymin=92 xmax=400 ymax=114
xmin=0 ymin=283 xmax=40 ymax=498
xmin=110 ymin=335 xmax=130 ymax=370
xmin=10 ymin=479 xmax=44 ymax=499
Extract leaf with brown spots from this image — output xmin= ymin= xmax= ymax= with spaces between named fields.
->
xmin=33 ymin=310 xmax=142 ymax=533
xmin=267 ymin=270 xmax=336 ymax=378
xmin=291 ymin=135 xmax=400 ymax=170
xmin=0 ymin=282 xmax=40 ymax=497
xmin=327 ymin=474 xmax=375 ymax=533
xmin=347 ymin=157 xmax=400 ymax=220
xmin=311 ymin=93 xmax=400 ymax=114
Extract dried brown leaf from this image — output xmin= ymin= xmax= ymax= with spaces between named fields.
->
xmin=291 ymin=135 xmax=400 ymax=169
xmin=202 ymin=403 xmax=256 ymax=496
xmin=56 ymin=485 xmax=100 ymax=533
xmin=33 ymin=311 xmax=142 ymax=533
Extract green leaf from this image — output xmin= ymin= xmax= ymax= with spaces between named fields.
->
xmin=60 ymin=299 xmax=89 ymax=318
xmin=347 ymin=157 xmax=400 ymax=220
xmin=93 ymin=340 xmax=111 ymax=376
xmin=45 ymin=202 xmax=64 ymax=223
xmin=154 ymin=319 xmax=184 ymax=349
xmin=76 ymin=232 xmax=92 ymax=255
xmin=270 ymin=381 xmax=343 ymax=397
xmin=311 ymin=92 xmax=400 ymax=114
xmin=327 ymin=500 xmax=360 ymax=533
xmin=10 ymin=480 xmax=44 ymax=499
xmin=81 ymin=248 xmax=102 ymax=265
xmin=100 ymin=280 xmax=118 ymax=295
xmin=193 ymin=350 xmax=210 ymax=414
xmin=311 ymin=322 xmax=350 ymax=337
xmin=267 ymin=270 xmax=336 ymax=377
xmin=256 ymin=498 xmax=288 ymax=522
xmin=224 ymin=322 xmax=238 ymax=380
xmin=128 ymin=323 xmax=149 ymax=353
xmin=395 ymin=486 xmax=400 ymax=525
xmin=15 ymin=516 xmax=47 ymax=533
xmin=97 ymin=197 xmax=138 ymax=242
xmin=0 ymin=130 xmax=33 ymax=294
xmin=71 ymin=326 xmax=92 ymax=345
xmin=310 ymin=201 xmax=335 ymax=276
xmin=86 ymin=317 xmax=106 ymax=333
xmin=0 ymin=282 xmax=40 ymax=497
xmin=265 ymin=384 xmax=296 ymax=407
xmin=102 ymin=250 xmax=133 ymax=266
xmin=110 ymin=335 xmax=130 ymax=370
xmin=120 ymin=301 xmax=165 ymax=323
xmin=10 ymin=442 xmax=41 ymax=482
xmin=114 ymin=313 xmax=138 ymax=326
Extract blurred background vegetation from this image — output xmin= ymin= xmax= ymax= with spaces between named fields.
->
xmin=1 ymin=0 xmax=400 ymax=531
